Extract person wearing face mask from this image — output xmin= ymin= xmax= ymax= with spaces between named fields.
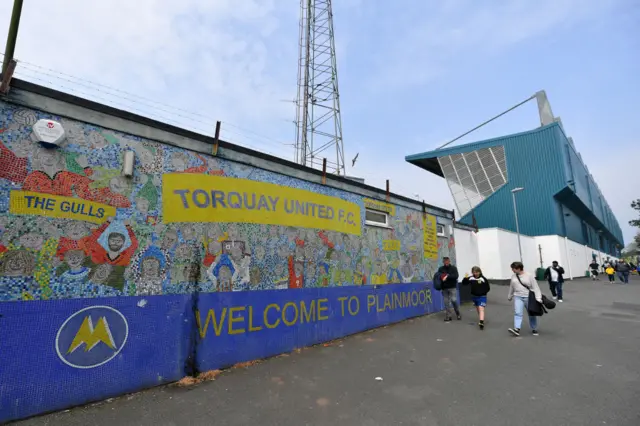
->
xmin=461 ymin=266 xmax=491 ymax=330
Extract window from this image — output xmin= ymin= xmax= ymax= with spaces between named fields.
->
xmin=365 ymin=208 xmax=389 ymax=227
xmin=436 ymin=224 xmax=446 ymax=237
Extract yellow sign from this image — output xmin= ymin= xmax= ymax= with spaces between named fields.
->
xmin=383 ymin=239 xmax=401 ymax=251
xmin=363 ymin=198 xmax=395 ymax=216
xmin=9 ymin=191 xmax=115 ymax=224
xmin=422 ymin=214 xmax=438 ymax=259
xmin=163 ymin=174 xmax=362 ymax=235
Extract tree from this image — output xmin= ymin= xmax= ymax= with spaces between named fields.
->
xmin=630 ymin=199 xmax=640 ymax=228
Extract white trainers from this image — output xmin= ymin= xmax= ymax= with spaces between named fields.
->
xmin=558 ymin=299 xmax=563 ymax=303
xmin=552 ymin=296 xmax=558 ymax=300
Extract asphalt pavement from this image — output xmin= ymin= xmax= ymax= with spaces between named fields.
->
xmin=16 ymin=275 xmax=640 ymax=426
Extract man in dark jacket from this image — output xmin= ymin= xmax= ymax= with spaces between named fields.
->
xmin=438 ymin=257 xmax=460 ymax=321
xmin=544 ymin=261 xmax=565 ymax=302
xmin=589 ymin=261 xmax=600 ymax=281
xmin=616 ymin=261 xmax=631 ymax=284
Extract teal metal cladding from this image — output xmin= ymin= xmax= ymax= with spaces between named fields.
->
xmin=406 ymin=123 xmax=623 ymax=255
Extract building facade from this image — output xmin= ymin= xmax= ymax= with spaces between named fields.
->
xmin=406 ymin=122 xmax=623 ymax=257
xmin=0 ymin=79 xmax=456 ymax=422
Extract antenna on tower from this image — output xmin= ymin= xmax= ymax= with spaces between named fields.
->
xmin=294 ymin=0 xmax=346 ymax=175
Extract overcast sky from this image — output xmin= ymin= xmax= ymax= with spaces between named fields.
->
xmin=1 ymin=0 xmax=638 ymax=243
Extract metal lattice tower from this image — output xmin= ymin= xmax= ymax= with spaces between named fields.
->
xmin=294 ymin=0 xmax=345 ymax=175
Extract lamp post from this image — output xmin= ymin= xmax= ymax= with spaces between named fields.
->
xmin=511 ymin=187 xmax=525 ymax=262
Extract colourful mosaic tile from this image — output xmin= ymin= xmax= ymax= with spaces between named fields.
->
xmin=0 ymin=102 xmax=455 ymax=301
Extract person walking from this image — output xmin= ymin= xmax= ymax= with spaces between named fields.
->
xmin=544 ymin=261 xmax=565 ymax=302
xmin=461 ymin=266 xmax=490 ymax=330
xmin=605 ymin=264 xmax=616 ymax=282
xmin=589 ymin=260 xmax=600 ymax=281
xmin=508 ymin=261 xmax=542 ymax=336
xmin=438 ymin=257 xmax=460 ymax=322
xmin=616 ymin=260 xmax=631 ymax=284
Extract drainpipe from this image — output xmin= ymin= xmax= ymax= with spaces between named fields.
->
xmin=564 ymin=236 xmax=573 ymax=280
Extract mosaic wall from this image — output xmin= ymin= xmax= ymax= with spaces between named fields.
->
xmin=0 ymin=102 xmax=455 ymax=301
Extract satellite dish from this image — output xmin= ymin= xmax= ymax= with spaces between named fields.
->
xmin=32 ymin=119 xmax=66 ymax=147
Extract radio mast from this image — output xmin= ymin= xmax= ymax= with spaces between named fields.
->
xmin=294 ymin=0 xmax=345 ymax=175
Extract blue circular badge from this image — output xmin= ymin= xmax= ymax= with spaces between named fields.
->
xmin=55 ymin=305 xmax=129 ymax=369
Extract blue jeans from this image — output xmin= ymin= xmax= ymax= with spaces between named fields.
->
xmin=514 ymin=296 xmax=538 ymax=330
xmin=555 ymin=281 xmax=563 ymax=300
xmin=442 ymin=288 xmax=460 ymax=318
xmin=549 ymin=281 xmax=563 ymax=299
xmin=617 ymin=272 xmax=629 ymax=284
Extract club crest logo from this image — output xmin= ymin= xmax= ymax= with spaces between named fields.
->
xmin=55 ymin=305 xmax=128 ymax=369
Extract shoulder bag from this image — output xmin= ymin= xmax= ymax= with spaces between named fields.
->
xmin=515 ymin=274 xmax=544 ymax=316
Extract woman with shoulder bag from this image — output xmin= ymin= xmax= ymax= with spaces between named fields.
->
xmin=507 ymin=261 xmax=543 ymax=337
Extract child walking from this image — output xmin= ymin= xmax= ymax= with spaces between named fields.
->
xmin=605 ymin=265 xmax=616 ymax=282
xmin=462 ymin=266 xmax=491 ymax=330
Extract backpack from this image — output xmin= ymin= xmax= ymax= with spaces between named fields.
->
xmin=433 ymin=272 xmax=442 ymax=291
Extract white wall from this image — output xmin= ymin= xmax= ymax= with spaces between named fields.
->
xmin=494 ymin=229 xmax=537 ymax=278
xmin=536 ymin=235 xmax=619 ymax=279
xmin=453 ymin=228 xmax=480 ymax=276
xmin=453 ymin=227 xmax=620 ymax=280
xmin=536 ymin=235 xmax=564 ymax=269
xmin=565 ymin=238 xmax=588 ymax=279
xmin=476 ymin=228 xmax=503 ymax=279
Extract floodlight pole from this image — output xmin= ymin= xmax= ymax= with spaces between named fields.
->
xmin=2 ymin=0 xmax=24 ymax=76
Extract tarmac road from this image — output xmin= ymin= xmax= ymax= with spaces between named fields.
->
xmin=16 ymin=275 xmax=640 ymax=426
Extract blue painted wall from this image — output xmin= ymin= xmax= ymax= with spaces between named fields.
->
xmin=455 ymin=125 xmax=566 ymax=236
xmin=560 ymin=203 xmax=586 ymax=245
xmin=451 ymin=123 xmax=623 ymax=255
xmin=555 ymin=126 xmax=623 ymax=253
xmin=0 ymin=283 xmax=445 ymax=422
